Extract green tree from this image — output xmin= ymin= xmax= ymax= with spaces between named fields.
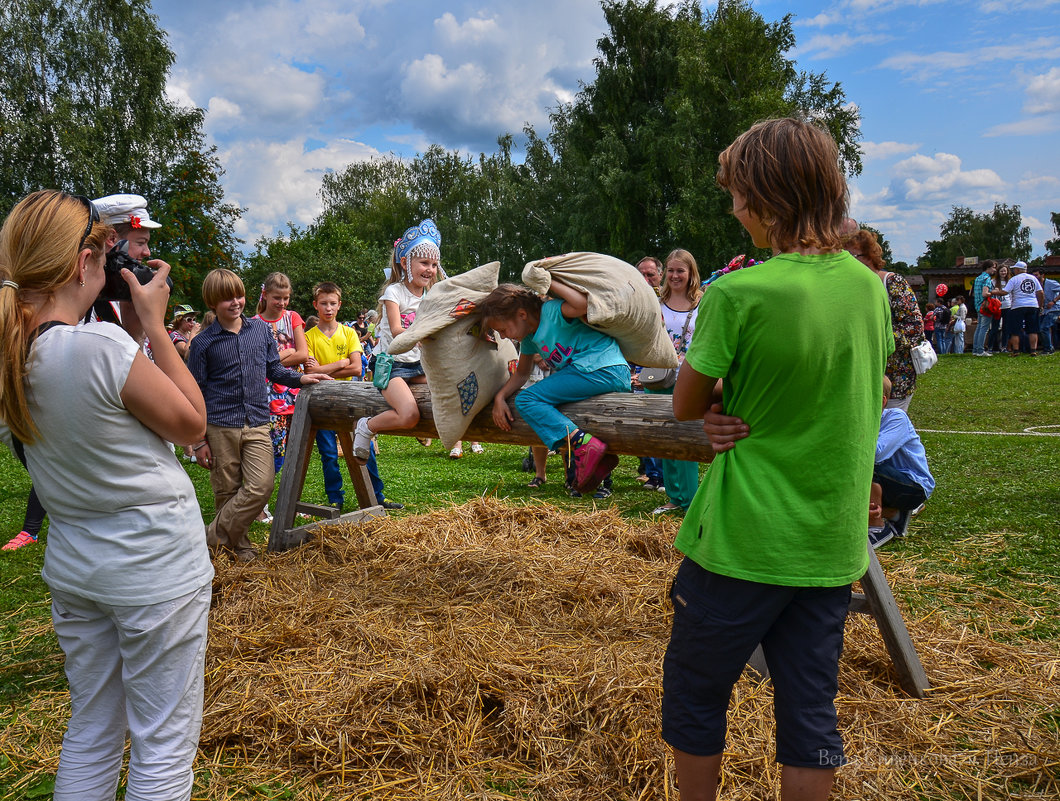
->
xmin=1045 ymin=212 xmax=1060 ymax=258
xmin=921 ymin=203 xmax=1031 ymax=270
xmin=0 ymin=0 xmax=241 ymax=300
xmin=861 ymin=224 xmax=895 ymax=268
xmin=547 ymin=0 xmax=861 ymax=268
xmin=243 ymin=217 xmax=390 ymax=318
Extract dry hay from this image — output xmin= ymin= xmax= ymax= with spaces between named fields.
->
xmin=2 ymin=498 xmax=1058 ymax=800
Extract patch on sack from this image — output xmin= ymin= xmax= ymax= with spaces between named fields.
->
xmin=450 ymin=298 xmax=477 ymax=318
xmin=457 ymin=372 xmax=479 ymax=415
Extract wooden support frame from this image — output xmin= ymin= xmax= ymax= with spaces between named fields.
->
xmin=746 ymin=547 xmax=930 ymax=698
xmin=269 ymin=381 xmax=929 ymax=698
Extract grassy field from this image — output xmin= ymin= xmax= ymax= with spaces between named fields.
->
xmin=0 ymin=353 xmax=1058 ymax=798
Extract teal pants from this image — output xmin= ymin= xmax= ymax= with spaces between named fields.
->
xmin=644 ymin=385 xmax=700 ymax=508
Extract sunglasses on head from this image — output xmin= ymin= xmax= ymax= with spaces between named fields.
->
xmin=71 ymin=194 xmax=100 ymax=251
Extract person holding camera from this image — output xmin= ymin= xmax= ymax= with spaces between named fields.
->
xmin=3 ymin=194 xmax=166 ymax=552
xmin=85 ymin=193 xmax=161 ymax=331
xmin=0 ymin=191 xmax=213 ymax=799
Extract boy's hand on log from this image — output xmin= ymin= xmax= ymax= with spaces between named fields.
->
xmin=702 ymin=403 xmax=748 ymax=453
xmin=493 ymin=396 xmax=514 ymax=431
xmin=299 ymin=373 xmax=334 ymax=385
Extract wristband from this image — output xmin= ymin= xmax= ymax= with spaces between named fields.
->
xmin=193 ymin=441 xmax=208 ymax=451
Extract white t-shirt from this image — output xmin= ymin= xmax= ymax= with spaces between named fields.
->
xmin=377 ymin=281 xmax=426 ymax=363
xmin=660 ymin=300 xmax=700 ymax=363
xmin=1004 ymin=273 xmax=1042 ymax=310
xmin=1 ymin=323 xmax=213 ymax=605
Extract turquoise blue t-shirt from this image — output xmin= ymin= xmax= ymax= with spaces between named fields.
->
xmin=675 ymin=252 xmax=893 ymax=587
xmin=520 ymin=299 xmax=627 ymax=373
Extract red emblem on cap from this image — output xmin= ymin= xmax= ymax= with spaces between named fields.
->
xmin=130 ymin=215 xmax=142 ymax=229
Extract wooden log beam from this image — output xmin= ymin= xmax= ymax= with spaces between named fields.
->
xmin=302 ymin=381 xmax=717 ymax=463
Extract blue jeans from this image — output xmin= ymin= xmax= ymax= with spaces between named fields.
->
xmin=1040 ymin=312 xmax=1059 ymax=351
xmin=316 ymin=430 xmax=386 ymax=506
xmin=514 ymin=363 xmax=630 ymax=449
xmin=952 ymin=325 xmax=965 ymax=354
xmin=315 ymin=430 xmax=344 ymax=505
xmin=935 ymin=328 xmax=949 ymax=354
xmin=639 ymin=457 xmax=663 ymax=482
xmin=972 ymin=313 xmax=990 ymax=354
xmin=366 ymin=445 xmax=385 ymax=502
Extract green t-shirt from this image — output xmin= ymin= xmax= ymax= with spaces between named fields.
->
xmin=675 ymin=252 xmax=893 ymax=586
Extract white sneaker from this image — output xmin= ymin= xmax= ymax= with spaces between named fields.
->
xmin=353 ymin=418 xmax=374 ymax=461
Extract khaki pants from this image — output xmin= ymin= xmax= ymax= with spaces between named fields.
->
xmin=205 ymin=423 xmax=273 ymax=558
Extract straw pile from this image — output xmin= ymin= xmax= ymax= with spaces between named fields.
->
xmin=2 ymin=498 xmax=1058 ymax=800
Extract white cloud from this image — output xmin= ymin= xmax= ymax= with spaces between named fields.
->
xmin=797 ymin=32 xmax=891 ymax=59
xmin=219 ymin=137 xmax=381 ymax=245
xmin=984 ymin=115 xmax=1060 ymax=137
xmin=879 ymin=37 xmax=1060 ymax=80
xmin=1024 ymin=67 xmax=1060 ymax=114
xmin=861 ymin=140 xmax=921 ymax=161
xmin=435 ymin=12 xmax=500 ymax=43
xmin=890 ymin=152 xmax=1004 ymax=202
xmin=795 ymin=12 xmax=841 ymax=28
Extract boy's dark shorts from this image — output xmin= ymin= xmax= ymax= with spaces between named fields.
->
xmin=662 ymin=557 xmax=851 ymax=768
xmin=873 ymin=462 xmax=928 ymax=511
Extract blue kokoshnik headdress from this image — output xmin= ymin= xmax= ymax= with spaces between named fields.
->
xmin=394 ymin=218 xmax=441 ymax=276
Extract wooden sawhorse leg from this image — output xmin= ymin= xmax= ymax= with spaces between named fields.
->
xmin=746 ymin=547 xmax=930 ymax=698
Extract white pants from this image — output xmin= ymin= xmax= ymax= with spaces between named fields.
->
xmin=50 ymin=582 xmax=212 ymax=801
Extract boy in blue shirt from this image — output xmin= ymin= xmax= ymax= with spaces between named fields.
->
xmin=188 ymin=269 xmax=331 ymax=561
xmin=869 ymin=377 xmax=935 ymax=547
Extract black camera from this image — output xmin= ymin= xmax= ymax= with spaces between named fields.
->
xmin=98 ymin=239 xmax=173 ymax=302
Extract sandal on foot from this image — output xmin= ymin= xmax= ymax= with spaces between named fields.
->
xmin=527 ymin=477 xmax=546 ymax=488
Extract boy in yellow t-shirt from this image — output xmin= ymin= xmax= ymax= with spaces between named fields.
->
xmin=304 ymin=282 xmax=361 ymax=509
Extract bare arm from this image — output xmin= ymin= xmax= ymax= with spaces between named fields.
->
xmin=548 ymin=278 xmax=589 ymax=320
xmin=119 ymin=263 xmax=206 ymax=445
xmin=384 ymin=299 xmax=405 ymax=337
xmin=672 ymin=361 xmax=719 ymax=421
xmin=492 ymin=354 xmax=535 ymax=431
xmin=279 ymin=323 xmax=308 ymax=366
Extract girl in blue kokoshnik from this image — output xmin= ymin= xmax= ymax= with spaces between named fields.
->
xmin=353 ymin=219 xmax=443 ymax=462
xmin=478 ymin=282 xmax=630 ymax=495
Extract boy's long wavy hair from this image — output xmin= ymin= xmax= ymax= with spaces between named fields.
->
xmin=717 ymin=118 xmax=848 ymax=254
xmin=0 ymin=191 xmax=110 ymax=443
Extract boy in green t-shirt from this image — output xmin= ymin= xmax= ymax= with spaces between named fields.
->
xmin=662 ymin=119 xmax=892 ymax=801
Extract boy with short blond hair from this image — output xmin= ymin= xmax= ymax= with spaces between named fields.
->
xmin=188 ymin=269 xmax=329 ymax=561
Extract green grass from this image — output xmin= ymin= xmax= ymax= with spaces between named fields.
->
xmin=1 ymin=355 xmax=1058 ymax=797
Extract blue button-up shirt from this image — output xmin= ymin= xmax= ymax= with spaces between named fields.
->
xmin=188 ymin=316 xmax=303 ymax=428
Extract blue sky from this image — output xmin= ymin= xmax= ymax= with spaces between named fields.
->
xmin=152 ymin=0 xmax=1060 ymax=264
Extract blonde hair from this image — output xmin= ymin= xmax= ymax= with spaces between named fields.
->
xmin=661 ymin=249 xmax=703 ymax=306
xmin=717 ymin=118 xmax=848 ymax=253
xmin=0 ymin=191 xmax=110 ymax=443
xmin=256 ymin=271 xmax=292 ymax=314
xmin=202 ymin=268 xmax=245 ymax=310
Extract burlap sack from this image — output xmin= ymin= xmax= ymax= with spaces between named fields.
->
xmin=390 ymin=262 xmax=518 ymax=449
xmin=522 ymin=252 xmax=678 ymax=368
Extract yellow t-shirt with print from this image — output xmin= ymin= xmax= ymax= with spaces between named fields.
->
xmin=305 ymin=325 xmax=362 ymax=382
